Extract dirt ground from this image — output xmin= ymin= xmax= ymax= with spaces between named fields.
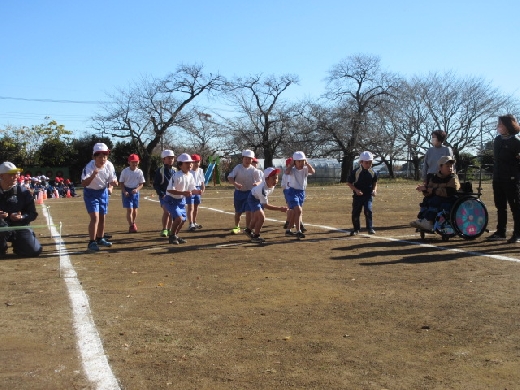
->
xmin=1 ymin=181 xmax=520 ymax=390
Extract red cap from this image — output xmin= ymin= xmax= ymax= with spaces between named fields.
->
xmin=128 ymin=154 xmax=140 ymax=162
xmin=191 ymin=154 xmax=201 ymax=162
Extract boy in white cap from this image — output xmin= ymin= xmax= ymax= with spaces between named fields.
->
xmin=227 ymin=150 xmax=262 ymax=234
xmin=186 ymin=154 xmax=205 ymax=231
xmin=346 ymin=151 xmax=378 ymax=236
xmin=245 ymin=167 xmax=287 ymax=243
xmin=81 ymin=143 xmax=118 ymax=252
xmin=0 ymin=162 xmax=42 ymax=257
xmin=285 ymin=151 xmax=315 ymax=239
xmin=119 ymin=154 xmax=145 ymax=233
xmin=153 ymin=150 xmax=176 ymax=237
xmin=164 ymin=153 xmax=202 ymax=244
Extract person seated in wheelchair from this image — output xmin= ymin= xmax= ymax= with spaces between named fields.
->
xmin=410 ymin=156 xmax=461 ymax=231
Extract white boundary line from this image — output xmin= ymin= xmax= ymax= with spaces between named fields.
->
xmin=146 ymin=196 xmax=520 ymax=263
xmin=42 ymin=206 xmax=121 ymax=390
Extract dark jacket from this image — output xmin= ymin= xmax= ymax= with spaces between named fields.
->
xmin=0 ymin=185 xmax=38 ymax=226
xmin=493 ymin=134 xmax=520 ymax=182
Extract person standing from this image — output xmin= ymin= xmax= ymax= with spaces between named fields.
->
xmin=81 ymin=143 xmax=118 ymax=253
xmin=0 ymin=162 xmax=42 ymax=257
xmin=488 ymin=114 xmax=520 ymax=243
xmin=422 ymin=130 xmax=453 ymax=185
xmin=346 ymin=151 xmax=378 ymax=236
xmin=119 ymin=154 xmax=145 ymax=233
xmin=186 ymin=154 xmax=205 ymax=231
xmin=153 ymin=150 xmax=176 ymax=237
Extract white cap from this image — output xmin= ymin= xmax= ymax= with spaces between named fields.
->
xmin=292 ymin=151 xmax=306 ymax=161
xmin=161 ymin=150 xmax=175 ymax=158
xmin=264 ymin=167 xmax=281 ymax=178
xmin=242 ymin=149 xmax=255 ymax=158
xmin=177 ymin=153 xmax=194 ymax=163
xmin=359 ymin=151 xmax=373 ymax=161
xmin=93 ymin=143 xmax=110 ymax=154
xmin=0 ymin=162 xmax=22 ymax=174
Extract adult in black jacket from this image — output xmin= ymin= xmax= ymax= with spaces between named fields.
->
xmin=488 ymin=114 xmax=520 ymax=243
xmin=0 ymin=162 xmax=42 ymax=257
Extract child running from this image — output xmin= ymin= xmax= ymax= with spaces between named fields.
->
xmin=119 ymin=154 xmax=145 ymax=233
xmin=153 ymin=150 xmax=176 ymax=237
xmin=346 ymin=151 xmax=378 ymax=236
xmin=245 ymin=168 xmax=287 ymax=243
xmin=164 ymin=153 xmax=202 ymax=244
xmin=81 ymin=143 xmax=118 ymax=252
xmin=285 ymin=151 xmax=315 ymax=239
xmin=187 ymin=154 xmax=205 ymax=231
xmin=227 ymin=150 xmax=262 ymax=234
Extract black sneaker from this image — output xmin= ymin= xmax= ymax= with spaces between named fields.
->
xmin=285 ymin=230 xmax=296 ymax=236
xmin=251 ymin=235 xmax=265 ymax=243
xmin=244 ymin=228 xmax=253 ymax=238
xmin=300 ymin=224 xmax=307 ymax=233
xmin=488 ymin=231 xmax=507 ymax=240
xmin=169 ymin=235 xmax=179 ymax=244
xmin=296 ymin=231 xmax=305 ymax=239
xmin=177 ymin=237 xmax=187 ymax=244
xmin=507 ymin=235 xmax=520 ymax=244
xmin=350 ymin=230 xmax=359 ymax=236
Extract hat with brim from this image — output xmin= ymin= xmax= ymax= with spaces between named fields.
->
xmin=264 ymin=167 xmax=281 ymax=178
xmin=161 ymin=150 xmax=175 ymax=158
xmin=177 ymin=153 xmax=194 ymax=163
xmin=242 ymin=150 xmax=255 ymax=158
xmin=93 ymin=143 xmax=110 ymax=154
xmin=0 ymin=162 xmax=22 ymax=174
xmin=128 ymin=154 xmax=140 ymax=162
xmin=438 ymin=156 xmax=456 ymax=166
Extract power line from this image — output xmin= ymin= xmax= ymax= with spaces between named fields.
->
xmin=0 ymin=96 xmax=108 ymax=104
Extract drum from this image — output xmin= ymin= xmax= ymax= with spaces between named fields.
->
xmin=450 ymin=196 xmax=488 ymax=240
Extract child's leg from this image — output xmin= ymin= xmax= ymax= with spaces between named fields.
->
xmin=132 ymin=208 xmax=138 ymax=224
xmin=126 ymin=208 xmax=133 ymax=225
xmin=170 ymin=216 xmax=183 ymax=236
xmin=245 ymin=211 xmax=252 ymax=229
xmin=162 ymin=206 xmax=170 ymax=230
xmin=292 ymin=205 xmax=302 ymax=230
xmin=252 ymin=209 xmax=265 ymax=235
xmin=88 ymin=211 xmax=100 ymax=240
xmin=363 ymin=198 xmax=373 ymax=230
xmin=351 ymin=198 xmax=362 ymax=231
xmin=96 ymin=213 xmax=106 ymax=238
xmin=193 ymin=204 xmax=199 ymax=224
xmin=186 ymin=204 xmax=194 ymax=225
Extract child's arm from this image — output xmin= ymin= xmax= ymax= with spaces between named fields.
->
xmin=346 ymin=182 xmax=363 ymax=196
xmin=305 ymin=162 xmax=315 ymax=175
xmin=264 ymin=203 xmax=288 ymax=212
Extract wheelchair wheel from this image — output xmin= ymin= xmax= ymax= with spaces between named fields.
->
xmin=450 ymin=196 xmax=488 ymax=240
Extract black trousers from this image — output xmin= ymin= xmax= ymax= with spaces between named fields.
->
xmin=492 ymin=180 xmax=520 ymax=236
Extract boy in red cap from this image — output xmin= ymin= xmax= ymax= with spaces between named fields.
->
xmin=186 ymin=154 xmax=205 ymax=231
xmin=119 ymin=154 xmax=145 ymax=233
xmin=245 ymin=167 xmax=287 ymax=243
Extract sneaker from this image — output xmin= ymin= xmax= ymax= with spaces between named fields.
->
xmin=169 ymin=235 xmax=179 ymax=244
xmin=285 ymin=229 xmax=296 ymax=236
xmin=488 ymin=231 xmax=506 ymax=240
xmin=231 ymin=227 xmax=241 ymax=234
xmin=195 ymin=223 xmax=203 ymax=229
xmin=129 ymin=223 xmax=137 ymax=233
xmin=188 ymin=224 xmax=197 ymax=232
xmin=87 ymin=241 xmax=99 ymax=253
xmin=350 ymin=230 xmax=359 ymax=236
xmin=507 ymin=235 xmax=520 ymax=244
xmin=368 ymin=229 xmax=376 ymax=235
xmin=160 ymin=229 xmax=169 ymax=237
xmin=251 ymin=235 xmax=265 ymax=243
xmin=296 ymin=231 xmax=306 ymax=239
xmin=97 ymin=238 xmax=112 ymax=247
xmin=177 ymin=237 xmax=187 ymax=244
xmin=244 ymin=228 xmax=253 ymax=238
xmin=300 ymin=224 xmax=307 ymax=233
xmin=416 ymin=219 xmax=434 ymax=231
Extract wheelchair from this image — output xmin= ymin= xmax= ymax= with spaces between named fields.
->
xmin=416 ymin=179 xmax=489 ymax=241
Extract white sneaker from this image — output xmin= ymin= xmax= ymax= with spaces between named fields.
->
xmin=417 ymin=219 xmax=434 ymax=231
xmin=410 ymin=219 xmax=422 ymax=228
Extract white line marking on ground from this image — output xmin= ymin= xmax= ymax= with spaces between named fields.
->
xmin=42 ymin=206 xmax=121 ymax=389
xmin=144 ymin=197 xmax=520 ymax=263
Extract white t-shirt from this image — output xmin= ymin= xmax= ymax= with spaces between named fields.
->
xmin=287 ymin=166 xmax=310 ymax=190
xmin=81 ymin=160 xmax=117 ymax=190
xmin=166 ymin=171 xmax=197 ymax=200
xmin=119 ymin=167 xmax=145 ymax=189
xmin=250 ymin=181 xmax=275 ymax=204
xmin=228 ymin=164 xmax=261 ymax=191
xmin=190 ymin=167 xmax=205 ymax=186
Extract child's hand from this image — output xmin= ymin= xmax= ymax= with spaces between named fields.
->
xmin=280 ymin=206 xmax=288 ymax=213
xmin=372 ymin=190 xmax=377 ymax=196
xmin=355 ymin=189 xmax=363 ymax=196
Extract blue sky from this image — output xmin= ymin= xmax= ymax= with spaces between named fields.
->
xmin=1 ymin=0 xmax=519 ymax=136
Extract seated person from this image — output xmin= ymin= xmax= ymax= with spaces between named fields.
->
xmin=410 ymin=156 xmax=460 ymax=231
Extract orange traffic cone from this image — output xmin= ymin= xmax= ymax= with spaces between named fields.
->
xmin=43 ymin=190 xmax=47 ymax=199
xmin=36 ymin=191 xmax=43 ymax=205
xmin=66 ymin=189 xmax=71 ymax=198
xmin=54 ymin=189 xmax=59 ymax=198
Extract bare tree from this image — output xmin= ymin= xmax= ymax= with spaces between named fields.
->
xmin=325 ymin=54 xmax=399 ymax=181
xmin=92 ymin=64 xmax=225 ymax=181
xmin=223 ymin=74 xmax=299 ymax=167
